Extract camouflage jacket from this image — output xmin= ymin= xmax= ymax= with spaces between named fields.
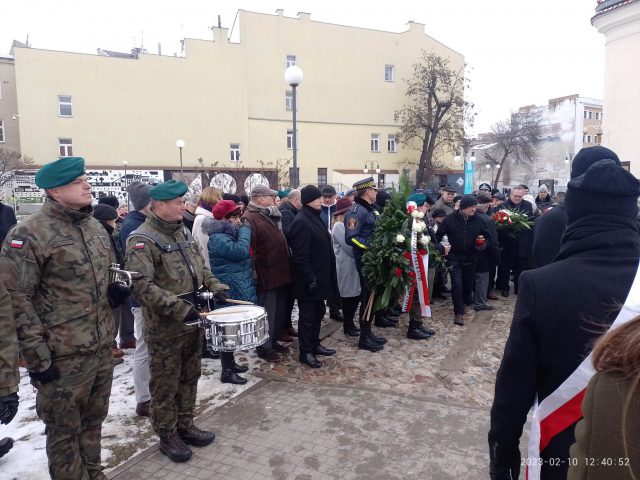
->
xmin=0 ymin=199 xmax=116 ymax=373
xmin=0 ymin=282 xmax=18 ymax=396
xmin=125 ymin=210 xmax=228 ymax=342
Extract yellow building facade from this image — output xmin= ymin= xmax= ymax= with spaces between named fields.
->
xmin=12 ymin=10 xmax=463 ymax=191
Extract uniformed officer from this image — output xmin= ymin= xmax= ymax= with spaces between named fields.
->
xmin=125 ymin=180 xmax=229 ymax=463
xmin=0 ymin=282 xmax=19 ymax=459
xmin=0 ymin=156 xmax=123 ymax=479
xmin=344 ymin=177 xmax=387 ymax=352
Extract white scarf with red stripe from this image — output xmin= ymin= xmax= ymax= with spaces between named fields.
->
xmin=401 ymin=228 xmax=431 ymax=317
xmin=526 ymin=261 xmax=640 ymax=479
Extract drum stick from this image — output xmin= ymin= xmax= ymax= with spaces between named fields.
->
xmin=199 ymin=309 xmax=251 ymax=316
xmin=225 ymin=299 xmax=255 ymax=305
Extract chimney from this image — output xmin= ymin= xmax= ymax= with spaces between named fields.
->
xmin=406 ymin=20 xmax=425 ymax=34
xmin=297 ymin=12 xmax=311 ymax=21
xmin=276 ymin=8 xmax=284 ymax=15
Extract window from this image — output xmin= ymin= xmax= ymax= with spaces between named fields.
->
xmin=387 ymin=134 xmax=397 ymax=152
xmin=583 ymin=110 xmax=588 ymax=119
xmin=317 ymin=168 xmax=327 ymax=186
xmin=230 ymin=143 xmax=240 ymax=162
xmin=287 ymin=129 xmax=293 ymax=150
xmin=289 ymin=167 xmax=300 ymax=183
xmin=0 ymin=120 xmax=4 ymax=143
xmin=588 ymin=111 xmax=593 ymax=119
xmin=285 ymin=91 xmax=293 ymax=111
xmin=587 ymin=135 xmax=592 ymax=143
xmin=58 ymin=95 xmax=72 ymax=117
xmin=583 ymin=134 xmax=587 ymax=143
xmin=370 ymin=134 xmax=380 ymax=152
xmin=384 ymin=65 xmax=394 ymax=82
xmin=59 ymin=138 xmax=73 ymax=157
xmin=286 ymin=55 xmax=296 ymax=68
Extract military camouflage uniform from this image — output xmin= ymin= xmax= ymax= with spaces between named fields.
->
xmin=0 ymin=282 xmax=18 ymax=399
xmin=125 ymin=210 xmax=227 ymax=437
xmin=0 ymin=198 xmax=116 ymax=479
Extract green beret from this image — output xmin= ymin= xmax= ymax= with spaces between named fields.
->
xmin=407 ymin=193 xmax=426 ymax=206
xmin=35 ymin=157 xmax=86 ymax=189
xmin=277 ymin=189 xmax=291 ymax=199
xmin=148 ymin=180 xmax=189 ymax=201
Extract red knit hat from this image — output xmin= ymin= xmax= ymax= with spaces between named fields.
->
xmin=212 ymin=200 xmax=241 ymax=220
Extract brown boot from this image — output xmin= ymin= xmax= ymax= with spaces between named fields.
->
xmin=136 ymin=400 xmax=150 ymax=417
xmin=159 ymin=432 xmax=192 ymax=462
xmin=178 ymin=424 xmax=215 ymax=447
xmin=454 ymin=314 xmax=465 ymax=326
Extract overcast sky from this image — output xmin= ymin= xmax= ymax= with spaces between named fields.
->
xmin=1 ymin=0 xmax=604 ymax=132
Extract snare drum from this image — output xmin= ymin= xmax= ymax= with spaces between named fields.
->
xmin=203 ymin=305 xmax=269 ymax=352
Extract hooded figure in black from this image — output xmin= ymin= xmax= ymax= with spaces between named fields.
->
xmin=488 ymin=159 xmax=640 ymax=480
xmin=532 ymin=146 xmax=621 ymax=268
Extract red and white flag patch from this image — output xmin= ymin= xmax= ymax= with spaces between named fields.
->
xmin=10 ymin=239 xmax=24 ymax=249
xmin=134 ymin=242 xmax=145 ymax=249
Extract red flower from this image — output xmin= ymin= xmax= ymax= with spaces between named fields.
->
xmin=409 ymin=271 xmax=416 ymax=278
xmin=418 ymin=249 xmax=427 ymax=256
xmin=394 ymin=267 xmax=402 ymax=277
xmin=402 ymin=252 xmax=411 ymax=259
xmin=407 ymin=205 xmax=416 ymax=213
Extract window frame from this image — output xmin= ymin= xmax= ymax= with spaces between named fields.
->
xmin=286 ymin=129 xmax=293 ymax=150
xmin=229 ymin=143 xmax=241 ymax=162
xmin=0 ymin=120 xmax=4 ymax=143
xmin=370 ymin=134 xmax=380 ymax=152
xmin=286 ymin=55 xmax=296 ymax=68
xmin=285 ymin=91 xmax=293 ymax=111
xmin=59 ymin=138 xmax=73 ymax=157
xmin=317 ymin=168 xmax=327 ymax=186
xmin=384 ymin=64 xmax=394 ymax=82
xmin=387 ymin=134 xmax=397 ymax=153
xmin=58 ymin=95 xmax=73 ymax=117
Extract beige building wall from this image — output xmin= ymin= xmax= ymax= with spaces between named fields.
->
xmin=13 ymin=10 xmax=464 ymax=188
xmin=0 ymin=57 xmax=20 ymax=153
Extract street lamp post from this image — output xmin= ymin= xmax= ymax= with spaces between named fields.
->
xmin=176 ymin=139 xmax=185 ymax=177
xmin=363 ymin=161 xmax=381 ymax=187
xmin=122 ymin=160 xmax=129 ymax=209
xmin=285 ymin=65 xmax=304 ymax=187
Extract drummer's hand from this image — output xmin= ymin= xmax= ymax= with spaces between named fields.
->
xmin=183 ymin=308 xmax=201 ymax=324
xmin=214 ymin=290 xmax=230 ymax=303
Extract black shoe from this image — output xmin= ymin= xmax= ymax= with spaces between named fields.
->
xmin=501 ymin=289 xmax=509 ymax=298
xmin=384 ymin=314 xmax=399 ymax=324
xmin=178 ymin=425 xmax=215 ymax=447
xmin=329 ymin=311 xmax=344 ymax=322
xmin=256 ymin=348 xmax=282 ymax=363
xmin=407 ymin=327 xmax=431 ymax=340
xmin=299 ymin=352 xmax=322 ymax=368
xmin=374 ymin=315 xmax=396 ymax=328
xmin=272 ymin=342 xmax=290 ymax=354
xmin=221 ymin=369 xmax=247 ymax=385
xmin=160 ymin=432 xmax=192 ymax=462
xmin=454 ymin=314 xmax=465 ymax=326
xmin=419 ymin=324 xmax=436 ymax=335
xmin=474 ymin=305 xmax=494 ymax=312
xmin=389 ymin=305 xmax=403 ymax=316
xmin=0 ymin=437 xmax=14 ymax=459
xmin=313 ymin=345 xmax=336 ymax=356
xmin=343 ymin=324 xmax=361 ymax=336
xmin=233 ymin=362 xmax=249 ymax=373
xmin=358 ymin=338 xmax=384 ymax=352
xmin=369 ymin=330 xmax=388 ymax=345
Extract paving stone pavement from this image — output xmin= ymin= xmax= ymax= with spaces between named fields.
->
xmin=108 ymin=294 xmax=521 ymax=479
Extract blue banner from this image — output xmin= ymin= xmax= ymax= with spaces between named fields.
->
xmin=464 ymin=161 xmax=474 ymax=194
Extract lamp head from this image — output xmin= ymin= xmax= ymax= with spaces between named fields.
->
xmin=176 ymin=139 xmax=186 ymax=149
xmin=284 ymin=65 xmax=304 ymax=87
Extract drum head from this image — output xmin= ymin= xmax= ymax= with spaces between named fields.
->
xmin=206 ymin=305 xmax=266 ymax=323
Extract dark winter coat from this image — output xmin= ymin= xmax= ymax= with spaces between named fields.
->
xmin=202 ymin=218 xmax=257 ymax=303
xmin=289 ymin=205 xmax=339 ymax=302
xmin=568 ymin=371 xmax=640 ymax=480
xmin=488 ymin=214 xmax=640 ymax=480
xmin=119 ymin=210 xmax=147 ymax=308
xmin=0 ymin=202 xmax=17 ymax=246
xmin=476 ymin=211 xmax=501 ymax=273
xmin=279 ymin=201 xmax=298 ymax=242
xmin=242 ymin=204 xmax=292 ymax=292
xmin=535 ymin=194 xmax=554 ymax=212
xmin=436 ymin=210 xmax=487 ymax=264
xmin=533 ymin=205 xmax=567 ymax=268
xmin=498 ymin=198 xmax=535 ymax=259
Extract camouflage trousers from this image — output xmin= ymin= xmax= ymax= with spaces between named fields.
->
xmin=35 ymin=346 xmax=114 ymax=480
xmin=148 ymin=328 xmax=202 ymax=437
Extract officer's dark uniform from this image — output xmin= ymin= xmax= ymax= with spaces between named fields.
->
xmin=343 ymin=177 xmax=386 ymax=351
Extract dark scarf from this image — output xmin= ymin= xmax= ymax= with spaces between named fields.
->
xmin=354 ymin=196 xmax=375 ymax=211
xmin=198 ymin=201 xmax=214 ymax=212
xmin=555 ymin=214 xmax=640 ymax=262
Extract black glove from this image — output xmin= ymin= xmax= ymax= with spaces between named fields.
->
xmin=214 ymin=290 xmax=230 ymax=303
xmin=108 ymin=282 xmax=132 ymax=308
xmin=0 ymin=393 xmax=18 ymax=425
xmin=28 ymin=364 xmax=60 ymax=385
xmin=308 ymin=282 xmax=319 ymax=295
xmin=183 ymin=307 xmax=201 ymax=325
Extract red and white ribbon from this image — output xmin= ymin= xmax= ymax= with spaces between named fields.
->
xmin=526 ymin=261 xmax=640 ymax=479
xmin=410 ymin=229 xmax=431 ymax=317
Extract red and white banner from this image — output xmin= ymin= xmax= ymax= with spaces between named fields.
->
xmin=526 ymin=261 xmax=640 ymax=479
xmin=409 ymin=229 xmax=431 ymax=317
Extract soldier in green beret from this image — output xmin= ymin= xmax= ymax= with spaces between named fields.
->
xmin=0 ymin=156 xmax=129 ymax=478
xmin=125 ymin=180 xmax=229 ymax=463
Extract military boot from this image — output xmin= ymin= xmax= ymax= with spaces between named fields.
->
xmin=358 ymin=322 xmax=384 ymax=352
xmin=221 ymin=369 xmax=247 ymax=385
xmin=178 ymin=424 xmax=216 ymax=447
xmin=233 ymin=361 xmax=249 ymax=373
xmin=407 ymin=319 xmax=431 ymax=340
xmin=373 ymin=311 xmax=395 ymax=328
xmin=159 ymin=432 xmax=192 ymax=462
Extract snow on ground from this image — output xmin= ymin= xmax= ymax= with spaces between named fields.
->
xmin=0 ymin=349 xmax=261 ymax=480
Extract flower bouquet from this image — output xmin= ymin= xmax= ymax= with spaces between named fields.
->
xmin=492 ymin=209 xmax=533 ymax=237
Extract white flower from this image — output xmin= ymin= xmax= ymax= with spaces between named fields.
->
xmin=411 ymin=210 xmax=420 ymax=218
xmin=412 ymin=221 xmax=425 ymax=232
xmin=420 ymin=235 xmax=430 ymax=245
xmin=395 ymin=234 xmax=405 ymax=243
xmin=417 ymin=211 xmax=425 ymax=219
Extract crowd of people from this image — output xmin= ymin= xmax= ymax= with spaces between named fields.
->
xmin=0 ymin=145 xmax=640 ymax=478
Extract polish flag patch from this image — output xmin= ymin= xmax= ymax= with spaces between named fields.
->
xmin=10 ymin=239 xmax=24 ymax=249
xmin=134 ymin=242 xmax=145 ymax=249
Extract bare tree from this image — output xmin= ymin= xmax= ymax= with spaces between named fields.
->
xmin=482 ymin=111 xmax=542 ymax=187
xmin=394 ymin=51 xmax=473 ymax=186
xmin=0 ymin=148 xmax=35 ymax=187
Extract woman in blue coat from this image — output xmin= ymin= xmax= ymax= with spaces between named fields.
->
xmin=202 ymin=200 xmax=256 ymax=385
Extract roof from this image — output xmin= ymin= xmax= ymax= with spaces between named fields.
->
xmin=593 ymin=0 xmax=639 ymax=19
xmin=96 ymin=49 xmax=136 ymax=59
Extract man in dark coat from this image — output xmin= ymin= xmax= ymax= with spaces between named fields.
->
xmin=496 ymin=186 xmax=534 ymax=297
xmin=0 ymin=201 xmax=17 ymax=246
xmin=532 ymin=146 xmax=621 ymax=269
xmin=488 ymin=158 xmax=640 ymax=480
xmin=290 ymin=185 xmax=339 ymax=368
xmin=279 ymin=189 xmax=301 ymax=241
xmin=473 ymin=195 xmax=500 ymax=311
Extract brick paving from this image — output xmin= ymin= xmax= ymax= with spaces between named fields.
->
xmin=108 ymin=294 xmax=519 ymax=479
